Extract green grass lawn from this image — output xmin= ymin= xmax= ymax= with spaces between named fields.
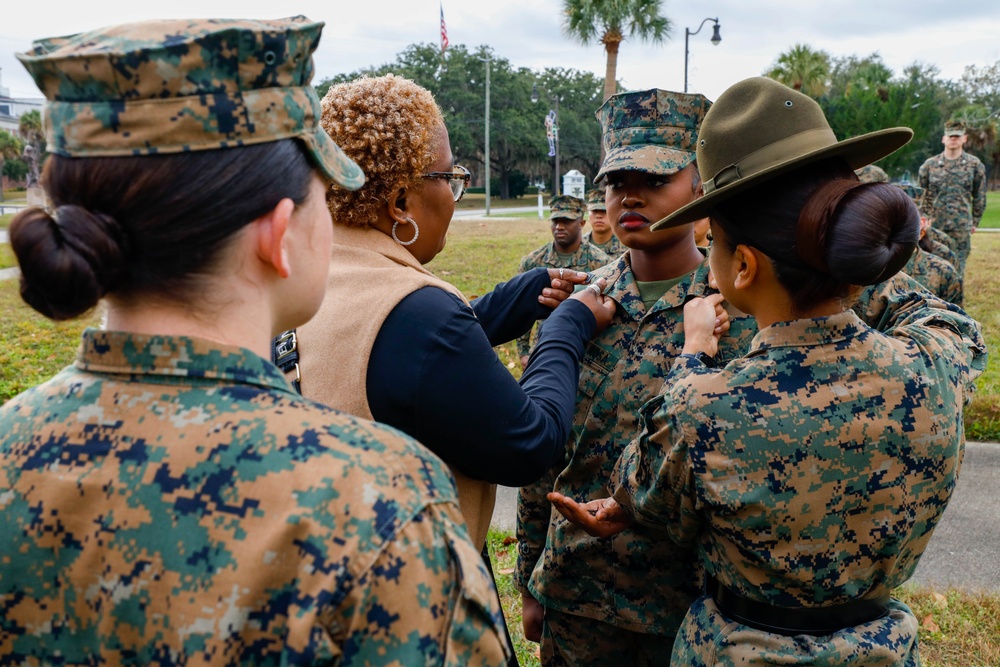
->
xmin=980 ymin=190 xmax=1000 ymax=229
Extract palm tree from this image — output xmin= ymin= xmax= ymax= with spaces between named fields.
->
xmin=562 ymin=0 xmax=671 ymax=103
xmin=766 ymin=44 xmax=831 ymax=98
xmin=0 ymin=129 xmax=23 ymax=202
xmin=18 ymin=110 xmax=44 ymax=188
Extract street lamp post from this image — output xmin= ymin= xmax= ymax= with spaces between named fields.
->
xmin=478 ymin=55 xmax=492 ymax=215
xmin=684 ymin=18 xmax=721 ymax=93
xmin=531 ymin=83 xmax=561 ymax=196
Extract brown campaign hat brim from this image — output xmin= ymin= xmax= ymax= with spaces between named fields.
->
xmin=651 ymin=127 xmax=911 ymax=230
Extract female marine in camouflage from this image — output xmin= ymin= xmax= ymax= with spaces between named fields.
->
xmin=551 ymin=77 xmax=986 ymax=666
xmin=0 ymin=17 xmax=507 ymax=666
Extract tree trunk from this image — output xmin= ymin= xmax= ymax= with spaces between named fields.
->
xmin=600 ymin=32 xmax=622 ymax=167
xmin=602 ymin=33 xmax=621 ymax=102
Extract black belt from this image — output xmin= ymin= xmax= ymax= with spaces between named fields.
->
xmin=707 ymin=576 xmax=890 ymax=637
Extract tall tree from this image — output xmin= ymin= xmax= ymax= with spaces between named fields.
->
xmin=766 ymin=44 xmax=831 ymax=97
xmin=0 ymin=129 xmax=24 ymax=202
xmin=18 ymin=109 xmax=45 ymax=188
xmin=562 ymin=0 xmax=670 ymax=103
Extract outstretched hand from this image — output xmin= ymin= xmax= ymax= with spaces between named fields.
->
xmin=539 ymin=268 xmax=591 ymax=309
xmin=547 ymin=492 xmax=632 ymax=538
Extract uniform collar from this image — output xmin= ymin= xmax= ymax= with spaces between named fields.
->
xmin=747 ymin=310 xmax=866 ymax=356
xmin=75 ymin=328 xmax=294 ymax=392
xmin=595 ymin=248 xmax=713 ymax=321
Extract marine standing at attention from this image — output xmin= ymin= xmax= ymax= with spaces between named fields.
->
xmin=517 ymin=194 xmax=611 ymax=367
xmin=516 ymin=88 xmax=759 ymax=665
xmin=583 ymin=188 xmax=625 ymax=257
xmin=918 ymin=120 xmax=986 ymax=277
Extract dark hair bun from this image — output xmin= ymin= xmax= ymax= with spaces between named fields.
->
xmin=799 ymin=180 xmax=920 ymax=286
xmin=9 ymin=205 xmax=129 ymax=320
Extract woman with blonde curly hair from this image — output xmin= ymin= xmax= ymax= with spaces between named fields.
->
xmin=287 ymin=74 xmax=615 ymax=552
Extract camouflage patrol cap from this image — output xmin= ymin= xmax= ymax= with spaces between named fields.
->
xmin=944 ymin=121 xmax=966 ymax=137
xmin=594 ymin=88 xmax=711 ymax=183
xmin=855 ymin=164 xmax=889 ymax=183
xmin=549 ymin=194 xmax=586 ymax=220
xmin=16 ymin=16 xmax=364 ymax=190
xmin=585 ymin=188 xmax=606 ymax=211
xmin=895 ymin=181 xmax=924 ymax=209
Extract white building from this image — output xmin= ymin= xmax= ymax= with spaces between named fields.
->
xmin=0 ymin=68 xmax=44 ymax=135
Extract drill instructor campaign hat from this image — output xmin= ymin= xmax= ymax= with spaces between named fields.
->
xmin=651 ymin=77 xmax=912 ymax=230
xmin=16 ymin=16 xmax=365 ymax=190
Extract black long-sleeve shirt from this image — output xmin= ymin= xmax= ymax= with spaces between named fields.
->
xmin=367 ymin=268 xmax=595 ymax=487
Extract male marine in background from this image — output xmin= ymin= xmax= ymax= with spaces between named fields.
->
xmin=516 ymin=194 xmax=610 ymax=368
xmin=583 ymin=188 xmax=624 ymax=258
xmin=918 ymin=121 xmax=986 ymax=278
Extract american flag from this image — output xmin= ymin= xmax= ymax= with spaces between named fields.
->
xmin=440 ymin=3 xmax=449 ymax=54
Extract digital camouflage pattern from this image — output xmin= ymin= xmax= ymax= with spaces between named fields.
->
xmin=585 ymin=188 xmax=606 ymax=211
xmin=611 ymin=282 xmax=986 ymax=666
xmin=917 ymin=150 xmax=986 ymax=276
xmin=515 ymin=241 xmax=610 ymax=358
xmin=516 ymin=252 xmax=759 ymax=639
xmin=539 ymin=607 xmax=674 ymax=666
xmin=584 ymin=230 xmax=625 ymax=259
xmin=922 ymin=226 xmax=960 ymax=268
xmin=0 ymin=329 xmax=508 ymax=666
xmin=549 ymin=194 xmax=586 ymax=220
xmin=16 ymin=16 xmax=364 ymax=189
xmin=903 ymin=247 xmax=963 ymax=306
xmin=854 ymin=164 xmax=889 ymax=183
xmin=595 ymin=89 xmax=711 ymax=182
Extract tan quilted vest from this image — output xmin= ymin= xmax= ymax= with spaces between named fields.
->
xmin=297 ymin=224 xmax=495 ymax=549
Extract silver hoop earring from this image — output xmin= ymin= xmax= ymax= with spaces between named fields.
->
xmin=392 ymin=217 xmax=420 ymax=246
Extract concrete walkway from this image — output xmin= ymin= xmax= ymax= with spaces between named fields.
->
xmin=492 ymin=441 xmax=1000 ymax=593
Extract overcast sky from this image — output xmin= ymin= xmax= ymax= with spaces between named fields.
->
xmin=3 ymin=0 xmax=1000 ymax=103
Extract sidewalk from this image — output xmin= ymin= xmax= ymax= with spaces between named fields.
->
xmin=492 ymin=441 xmax=1000 ymax=592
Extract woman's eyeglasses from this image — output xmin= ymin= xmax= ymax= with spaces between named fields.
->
xmin=422 ymin=165 xmax=471 ymax=202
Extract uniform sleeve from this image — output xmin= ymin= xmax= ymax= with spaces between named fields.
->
xmin=471 ymin=268 xmax=552 ymax=346
xmin=917 ymin=159 xmax=930 ymax=192
xmin=972 ymin=160 xmax=987 ymax=225
xmin=610 ymin=356 xmax=708 ymax=547
xmin=515 ymin=257 xmax=537 ymax=357
xmin=852 ymin=273 xmax=987 ymax=397
xmin=331 ymin=501 xmax=510 ymax=666
xmin=368 ymin=287 xmax=595 ymax=486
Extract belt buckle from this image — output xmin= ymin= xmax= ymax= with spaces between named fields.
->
xmin=274 ymin=330 xmax=297 ymax=363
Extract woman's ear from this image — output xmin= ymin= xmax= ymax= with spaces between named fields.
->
xmin=733 ymin=244 xmax=759 ymax=290
xmin=387 ymin=185 xmax=409 ymax=223
xmin=255 ymin=197 xmax=295 ymax=278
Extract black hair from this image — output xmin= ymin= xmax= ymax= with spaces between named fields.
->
xmin=9 ymin=140 xmax=315 ymax=320
xmin=711 ymin=158 xmax=919 ymax=314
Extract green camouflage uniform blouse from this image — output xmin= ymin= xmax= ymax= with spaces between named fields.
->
xmin=583 ymin=231 xmax=625 ymax=260
xmin=613 ymin=285 xmax=986 ymax=666
xmin=0 ymin=329 xmax=508 ymax=666
xmin=917 ymin=151 xmax=987 ymax=276
xmin=902 ymin=247 xmax=963 ymax=306
xmin=515 ymin=240 xmax=611 ymax=358
xmin=515 ymin=252 xmax=758 ymax=636
xmin=921 ymin=226 xmax=961 ymax=268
